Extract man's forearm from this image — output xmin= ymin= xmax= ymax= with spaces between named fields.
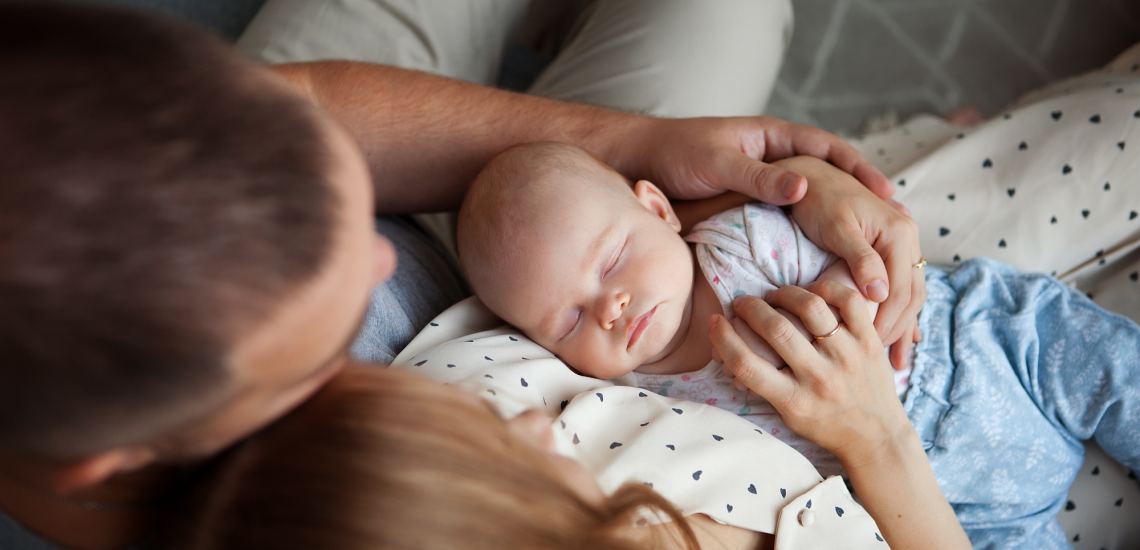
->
xmin=271 ymin=61 xmax=645 ymax=213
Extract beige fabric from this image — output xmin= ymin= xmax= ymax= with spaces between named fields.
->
xmin=846 ymin=44 xmax=1140 ymax=549
xmin=236 ymin=0 xmax=530 ymax=86
xmin=527 ymin=0 xmax=794 ymax=117
xmin=848 ymin=43 xmax=1140 ymax=325
xmin=237 ymin=0 xmax=793 ymax=116
xmin=392 ymin=297 xmax=887 ymax=545
xmin=774 ymin=477 xmax=887 ymax=550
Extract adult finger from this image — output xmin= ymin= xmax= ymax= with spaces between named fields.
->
xmin=888 ymin=330 xmax=913 ymax=371
xmin=801 ymin=279 xmax=879 ymax=343
xmin=888 ymin=323 xmax=922 ymax=371
xmin=760 ymin=121 xmax=893 ymax=200
xmin=708 ymin=314 xmax=794 ymax=402
xmin=886 ymin=269 xmax=927 ymax=348
xmin=759 ymin=286 xmax=840 ymax=339
xmin=731 ymin=296 xmax=820 ymax=371
xmin=872 ymin=229 xmax=924 ymax=344
xmin=825 ymin=220 xmax=892 ymax=303
xmin=712 ymin=147 xmax=808 ymax=205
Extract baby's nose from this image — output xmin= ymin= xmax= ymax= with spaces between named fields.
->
xmin=599 ymin=292 xmax=631 ymax=330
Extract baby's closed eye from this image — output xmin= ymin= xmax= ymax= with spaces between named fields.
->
xmin=558 ymin=308 xmax=582 ymax=340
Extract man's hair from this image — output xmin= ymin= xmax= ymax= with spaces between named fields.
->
xmin=0 ymin=3 xmax=338 ymax=458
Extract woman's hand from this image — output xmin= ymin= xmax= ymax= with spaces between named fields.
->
xmin=709 ymin=283 xmax=971 ymax=550
xmin=772 ymin=157 xmax=926 ymax=365
xmin=710 ymin=282 xmax=911 ymax=463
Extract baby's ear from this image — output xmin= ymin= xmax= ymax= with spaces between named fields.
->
xmin=634 ymin=180 xmax=681 ymax=232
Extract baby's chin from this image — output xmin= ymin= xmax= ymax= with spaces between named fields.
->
xmin=575 ymin=357 xmax=640 ymax=381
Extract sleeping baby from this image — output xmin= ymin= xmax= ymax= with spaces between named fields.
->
xmin=456 ymin=142 xmax=1140 ymax=548
xmin=457 ymin=142 xmax=893 ymax=477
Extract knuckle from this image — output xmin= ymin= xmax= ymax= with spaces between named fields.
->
xmin=763 ymin=317 xmax=798 ymax=347
xmin=850 ymin=249 xmax=881 ymax=272
xmin=838 ymin=288 xmax=863 ymax=311
xmin=735 ymin=295 xmax=767 ymax=319
xmin=892 ymin=214 xmax=919 ymax=236
xmin=804 ymin=295 xmax=831 ymax=319
xmin=811 ymin=376 xmax=843 ymax=402
xmin=724 ymin=354 xmax=753 ymax=378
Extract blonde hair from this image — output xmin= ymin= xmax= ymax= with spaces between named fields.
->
xmin=161 ymin=367 xmax=697 ymax=550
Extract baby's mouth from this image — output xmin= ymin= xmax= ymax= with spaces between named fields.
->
xmin=626 ymin=306 xmax=657 ymax=349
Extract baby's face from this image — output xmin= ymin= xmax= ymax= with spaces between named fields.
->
xmin=483 ymin=171 xmax=694 ymax=380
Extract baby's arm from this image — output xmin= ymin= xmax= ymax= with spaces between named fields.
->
xmin=723 ymin=260 xmax=878 ymax=369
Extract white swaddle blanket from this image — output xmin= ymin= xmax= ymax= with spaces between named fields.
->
xmin=391 ymin=297 xmax=889 ymax=549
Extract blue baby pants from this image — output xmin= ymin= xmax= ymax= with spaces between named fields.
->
xmin=907 ymin=258 xmax=1140 ymax=550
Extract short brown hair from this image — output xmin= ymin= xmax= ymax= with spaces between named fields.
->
xmin=160 ymin=368 xmax=698 ymax=550
xmin=0 ymin=3 xmax=337 ymax=458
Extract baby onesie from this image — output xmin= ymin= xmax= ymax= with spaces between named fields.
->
xmin=637 ymin=203 xmax=907 ymax=478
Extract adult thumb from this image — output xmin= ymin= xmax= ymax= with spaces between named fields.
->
xmin=722 ymin=157 xmax=808 ymax=205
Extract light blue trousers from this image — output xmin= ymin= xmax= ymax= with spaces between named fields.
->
xmin=910 ymin=259 xmax=1140 ymax=550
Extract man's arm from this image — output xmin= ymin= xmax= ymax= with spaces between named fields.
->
xmin=268 ymin=61 xmax=892 ymax=213
xmin=272 ymin=62 xmax=921 ymax=352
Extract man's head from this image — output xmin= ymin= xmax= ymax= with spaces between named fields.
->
xmin=457 ymin=143 xmax=694 ymax=380
xmin=0 ymin=3 xmax=391 ymax=487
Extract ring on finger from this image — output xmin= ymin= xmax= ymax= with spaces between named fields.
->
xmin=814 ymin=323 xmax=842 ymax=341
xmin=912 ymin=257 xmax=927 ymax=269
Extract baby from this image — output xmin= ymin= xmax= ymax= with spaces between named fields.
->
xmin=460 ymin=142 xmax=1140 ymax=548
xmin=457 ymin=142 xmax=889 ymax=476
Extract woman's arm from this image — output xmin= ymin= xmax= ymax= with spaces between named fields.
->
xmin=709 ymin=283 xmax=970 ymax=550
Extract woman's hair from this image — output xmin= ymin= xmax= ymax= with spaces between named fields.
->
xmin=161 ymin=367 xmax=698 ymax=550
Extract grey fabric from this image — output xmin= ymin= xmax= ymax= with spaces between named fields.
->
xmin=766 ymin=0 xmax=1140 ymax=134
xmin=350 ymin=216 xmax=470 ymax=365
xmin=0 ymin=0 xmax=270 ymax=41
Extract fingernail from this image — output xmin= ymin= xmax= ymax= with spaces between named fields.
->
xmin=865 ymin=279 xmax=888 ymax=301
xmin=782 ymin=174 xmax=804 ymax=199
xmin=708 ymin=315 xmax=720 ymax=330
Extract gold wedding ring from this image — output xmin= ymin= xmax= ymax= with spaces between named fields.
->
xmin=912 ymin=257 xmax=927 ymax=269
xmin=814 ymin=323 xmax=842 ymax=341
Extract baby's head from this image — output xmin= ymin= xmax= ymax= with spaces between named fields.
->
xmin=458 ymin=142 xmax=694 ymax=380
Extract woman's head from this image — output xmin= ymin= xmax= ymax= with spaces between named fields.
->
xmin=162 ymin=366 xmax=696 ymax=550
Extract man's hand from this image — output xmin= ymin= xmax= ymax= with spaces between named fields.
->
xmin=611 ymin=116 xmax=893 ymax=205
xmin=771 ymin=157 xmax=926 ymax=357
